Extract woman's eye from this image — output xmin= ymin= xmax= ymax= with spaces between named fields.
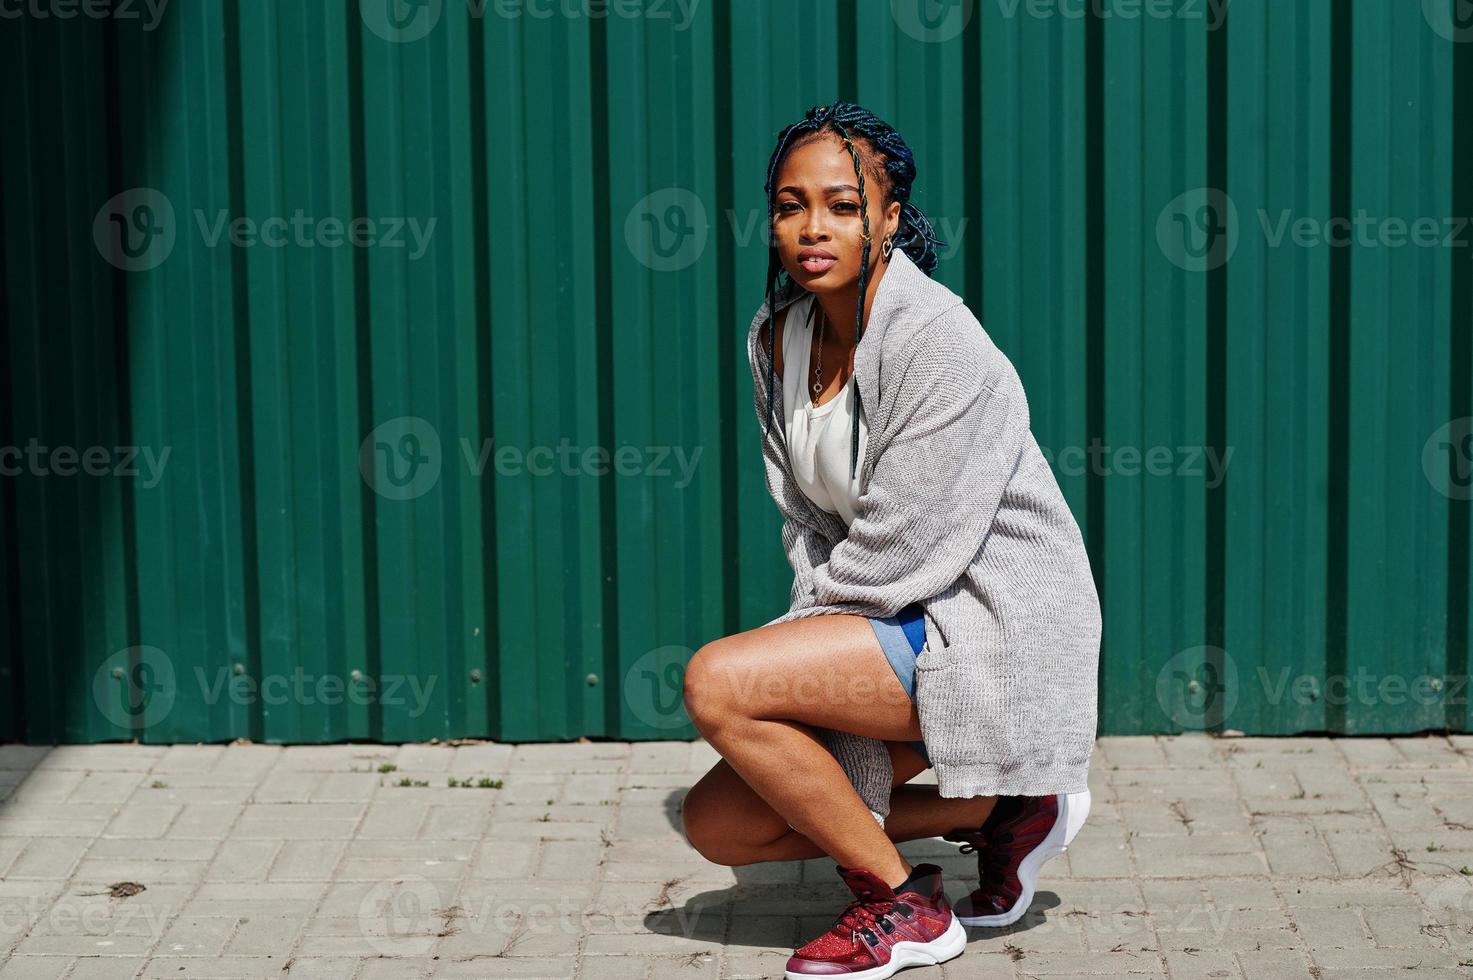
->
xmin=834 ymin=202 xmax=860 ymax=213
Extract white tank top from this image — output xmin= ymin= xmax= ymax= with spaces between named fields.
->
xmin=780 ymin=292 xmax=867 ymax=527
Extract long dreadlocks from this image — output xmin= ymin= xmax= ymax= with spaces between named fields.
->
xmin=761 ymin=101 xmax=947 ymax=479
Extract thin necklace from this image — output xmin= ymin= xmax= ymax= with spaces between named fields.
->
xmin=811 ymin=301 xmax=825 ymax=398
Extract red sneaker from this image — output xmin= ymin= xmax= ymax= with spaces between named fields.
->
xmin=784 ymin=863 xmax=967 ymax=979
xmin=942 ymin=789 xmax=1091 ymax=928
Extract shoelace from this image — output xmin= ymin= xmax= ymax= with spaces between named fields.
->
xmin=835 ymin=896 xmax=893 ymax=943
xmin=942 ymin=827 xmax=985 ymax=853
xmin=943 ymin=829 xmax=1012 ymax=891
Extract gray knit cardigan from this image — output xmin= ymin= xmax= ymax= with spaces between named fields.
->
xmin=747 ymin=246 xmax=1102 ymax=824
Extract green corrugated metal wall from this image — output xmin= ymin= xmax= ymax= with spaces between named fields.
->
xmin=1 ymin=0 xmax=1468 ymax=744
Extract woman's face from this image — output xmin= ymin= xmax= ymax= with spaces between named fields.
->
xmin=770 ymin=133 xmax=900 ymax=293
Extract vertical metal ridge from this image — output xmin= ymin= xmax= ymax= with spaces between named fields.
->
xmin=837 ymin=0 xmax=856 ymax=99
xmin=962 ymin=0 xmax=982 ymax=312
xmin=344 ymin=0 xmax=383 ymax=742
xmin=1203 ymin=0 xmax=1229 ymax=730
xmin=466 ymin=0 xmax=500 ymax=741
xmin=105 ymin=8 xmax=142 ymax=745
xmin=712 ymin=0 xmax=738 ymax=641
xmin=222 ymin=0 xmax=263 ymax=742
xmin=0 ymin=29 xmax=20 ymax=740
xmin=1083 ymin=0 xmax=1106 ymax=736
xmin=1446 ymin=13 xmax=1471 ymax=735
xmin=589 ymin=6 xmax=621 ymax=737
xmin=1324 ymin=0 xmax=1352 ymax=735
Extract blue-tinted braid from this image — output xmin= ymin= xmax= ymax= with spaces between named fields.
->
xmin=760 ymin=100 xmax=946 ymax=477
xmin=827 ymin=117 xmax=872 ymax=480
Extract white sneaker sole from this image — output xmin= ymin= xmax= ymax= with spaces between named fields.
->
xmin=784 ymin=911 xmax=967 ymax=980
xmin=955 ymin=788 xmax=1092 ymax=929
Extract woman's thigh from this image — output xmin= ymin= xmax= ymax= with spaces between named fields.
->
xmin=683 ymin=614 xmax=922 ymax=743
xmin=682 ymin=740 xmax=931 ymax=849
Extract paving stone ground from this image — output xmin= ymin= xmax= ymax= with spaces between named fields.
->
xmin=0 ymin=734 xmax=1470 ymax=979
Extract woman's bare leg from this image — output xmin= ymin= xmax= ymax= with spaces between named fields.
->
xmin=681 ymin=615 xmax=991 ymax=887
xmin=682 ymin=740 xmax=997 ymax=865
xmin=885 ymin=783 xmax=994 ymax=844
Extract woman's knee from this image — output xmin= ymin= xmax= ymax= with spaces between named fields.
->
xmin=680 ymin=784 xmax=749 ymax=866
xmin=679 ymin=760 xmax=787 ymax=866
xmin=682 ymin=639 xmax=743 ymax=734
xmin=679 ymin=790 xmax=723 ymax=863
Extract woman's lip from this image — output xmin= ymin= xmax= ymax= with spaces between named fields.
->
xmin=799 ymin=255 xmax=838 ymax=273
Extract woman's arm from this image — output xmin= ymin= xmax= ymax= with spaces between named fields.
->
xmin=807 ymin=311 xmax=1030 ymax=616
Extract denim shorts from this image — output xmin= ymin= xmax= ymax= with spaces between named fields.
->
xmin=868 ymin=601 xmax=932 ymax=768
